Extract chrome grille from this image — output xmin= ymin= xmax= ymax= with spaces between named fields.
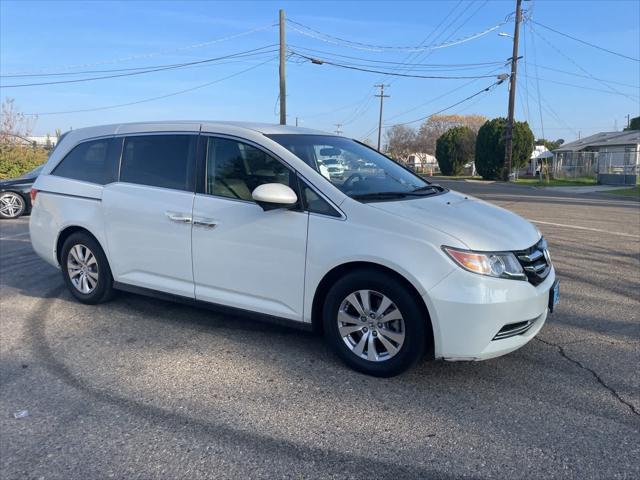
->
xmin=515 ymin=238 xmax=551 ymax=286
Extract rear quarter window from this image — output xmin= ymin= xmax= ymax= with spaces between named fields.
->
xmin=52 ymin=137 xmax=118 ymax=185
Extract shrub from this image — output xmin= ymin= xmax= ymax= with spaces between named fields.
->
xmin=0 ymin=144 xmax=48 ymax=179
xmin=435 ymin=126 xmax=476 ymax=176
xmin=475 ymin=118 xmax=534 ymax=180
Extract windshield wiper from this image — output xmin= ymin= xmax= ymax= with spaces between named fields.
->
xmin=351 ymin=191 xmax=410 ymax=200
xmin=411 ymin=184 xmax=443 ymax=194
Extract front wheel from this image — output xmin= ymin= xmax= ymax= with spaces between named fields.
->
xmin=323 ymin=270 xmax=427 ymax=377
xmin=61 ymin=232 xmax=114 ymax=304
xmin=0 ymin=192 xmax=26 ymax=219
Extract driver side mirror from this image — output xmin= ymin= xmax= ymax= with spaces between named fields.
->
xmin=252 ymin=183 xmax=298 ymax=211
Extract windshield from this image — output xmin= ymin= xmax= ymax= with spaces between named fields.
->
xmin=267 ymin=134 xmax=436 ymax=200
xmin=19 ymin=165 xmax=44 ymax=179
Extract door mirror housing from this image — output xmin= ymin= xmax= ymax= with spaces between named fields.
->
xmin=252 ymin=183 xmax=298 ymax=211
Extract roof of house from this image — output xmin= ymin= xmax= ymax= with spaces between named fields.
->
xmin=555 ymin=131 xmax=640 ymax=152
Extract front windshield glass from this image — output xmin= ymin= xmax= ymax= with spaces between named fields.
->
xmin=19 ymin=165 xmax=44 ymax=179
xmin=267 ymin=134 xmax=434 ymax=199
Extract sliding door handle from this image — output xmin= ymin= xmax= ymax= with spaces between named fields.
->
xmin=165 ymin=211 xmax=192 ymax=224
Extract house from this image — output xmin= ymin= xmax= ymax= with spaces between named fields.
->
xmin=404 ymin=152 xmax=438 ymax=173
xmin=553 ymin=131 xmax=640 ymax=183
xmin=520 ymin=145 xmax=551 ymax=176
xmin=27 ymin=135 xmax=58 ymax=148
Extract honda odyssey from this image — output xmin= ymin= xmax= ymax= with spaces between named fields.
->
xmin=29 ymin=122 xmax=558 ymax=377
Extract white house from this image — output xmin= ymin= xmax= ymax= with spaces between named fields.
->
xmin=553 ymin=131 xmax=640 ymax=181
xmin=27 ymin=135 xmax=58 ymax=147
xmin=404 ymin=152 xmax=438 ymax=173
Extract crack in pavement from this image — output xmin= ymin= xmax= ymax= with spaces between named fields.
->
xmin=535 ymin=337 xmax=640 ymax=418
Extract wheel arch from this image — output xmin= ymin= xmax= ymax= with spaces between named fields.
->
xmin=311 ymin=261 xmax=435 ymax=360
xmin=55 ymin=225 xmax=104 ymax=265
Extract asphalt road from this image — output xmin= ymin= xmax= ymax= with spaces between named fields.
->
xmin=1 ymin=182 xmax=639 ymax=479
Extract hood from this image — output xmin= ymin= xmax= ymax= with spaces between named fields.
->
xmin=368 ymin=190 xmax=540 ymax=251
xmin=0 ymin=177 xmax=35 ymax=188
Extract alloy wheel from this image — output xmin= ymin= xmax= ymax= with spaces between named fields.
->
xmin=0 ymin=193 xmax=25 ymax=218
xmin=67 ymin=244 xmax=99 ymax=294
xmin=337 ymin=289 xmax=406 ymax=362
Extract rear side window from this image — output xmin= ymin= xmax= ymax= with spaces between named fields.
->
xmin=52 ymin=137 xmax=117 ymax=185
xmin=120 ymin=134 xmax=197 ymax=191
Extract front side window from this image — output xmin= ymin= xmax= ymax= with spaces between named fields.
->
xmin=52 ymin=137 xmax=117 ymax=185
xmin=267 ymin=135 xmax=443 ymax=201
xmin=206 ymin=137 xmax=292 ymax=201
xmin=120 ymin=134 xmax=196 ymax=191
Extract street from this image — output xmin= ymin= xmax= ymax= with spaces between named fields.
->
xmin=1 ymin=182 xmax=639 ymax=479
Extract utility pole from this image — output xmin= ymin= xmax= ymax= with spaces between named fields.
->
xmin=279 ymin=9 xmax=287 ymax=125
xmin=334 ymin=123 xmax=343 ymax=135
xmin=295 ymin=117 xmax=299 ymax=127
xmin=626 ymin=114 xmax=630 ymax=129
xmin=375 ymin=84 xmax=390 ymax=151
xmin=504 ymin=0 xmax=522 ymax=181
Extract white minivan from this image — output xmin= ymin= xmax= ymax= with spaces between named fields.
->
xmin=29 ymin=122 xmax=558 ymax=376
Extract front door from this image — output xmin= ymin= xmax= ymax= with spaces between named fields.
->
xmin=191 ymin=136 xmax=308 ymax=320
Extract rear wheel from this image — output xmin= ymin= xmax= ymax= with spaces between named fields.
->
xmin=0 ymin=192 xmax=26 ymax=219
xmin=61 ymin=232 xmax=114 ymax=304
xmin=323 ymin=270 xmax=427 ymax=377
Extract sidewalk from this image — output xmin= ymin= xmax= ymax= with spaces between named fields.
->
xmin=542 ymin=185 xmax=633 ymax=194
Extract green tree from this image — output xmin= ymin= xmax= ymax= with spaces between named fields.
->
xmin=624 ymin=116 xmax=640 ymax=131
xmin=435 ymin=126 xmax=476 ymax=176
xmin=475 ymin=118 xmax=534 ymax=180
xmin=536 ymin=138 xmax=564 ymax=151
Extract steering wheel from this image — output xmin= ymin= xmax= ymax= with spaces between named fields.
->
xmin=343 ymin=173 xmax=365 ymax=191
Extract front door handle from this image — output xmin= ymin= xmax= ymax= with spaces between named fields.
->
xmin=165 ymin=211 xmax=192 ymax=224
xmin=193 ymin=217 xmax=217 ymax=228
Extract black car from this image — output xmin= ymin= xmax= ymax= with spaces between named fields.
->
xmin=0 ymin=165 xmax=43 ymax=219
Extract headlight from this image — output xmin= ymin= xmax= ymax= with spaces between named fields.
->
xmin=442 ymin=246 xmax=526 ymax=280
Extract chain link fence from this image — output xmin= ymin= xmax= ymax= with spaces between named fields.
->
xmin=552 ymin=150 xmax=639 ymax=182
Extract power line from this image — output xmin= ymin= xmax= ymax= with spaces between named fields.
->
xmin=348 ymin=0 xmax=490 ymax=129
xmin=286 ymin=45 xmax=506 ymax=69
xmin=286 ymin=17 xmax=507 ymax=52
xmin=379 ymin=0 xmax=465 ymax=85
xmin=290 ymin=52 xmax=503 ymax=79
xmin=385 ymin=67 xmax=504 ymax=121
xmin=24 ymin=56 xmax=278 ymax=116
xmin=518 ymin=78 xmax=578 ymax=137
xmin=523 ymin=63 xmax=639 ymax=89
xmin=0 ymin=50 xmax=278 ymax=78
xmin=529 ymin=24 xmax=637 ymax=101
xmin=530 ymin=19 xmax=640 ymax=62
xmin=519 ymin=73 xmax=640 ymax=98
xmin=528 ymin=20 xmax=545 ymax=139
xmin=387 ymin=79 xmax=506 ymax=127
xmin=2 ymin=24 xmax=278 ymax=76
xmin=2 ymin=46 xmax=278 ymax=88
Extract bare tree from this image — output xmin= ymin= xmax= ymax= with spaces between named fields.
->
xmin=415 ymin=114 xmax=487 ymax=155
xmin=0 ymin=98 xmax=37 ymax=144
xmin=385 ymin=125 xmax=417 ymax=160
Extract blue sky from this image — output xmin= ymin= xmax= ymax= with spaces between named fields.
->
xmin=1 ymin=0 xmax=639 ymax=142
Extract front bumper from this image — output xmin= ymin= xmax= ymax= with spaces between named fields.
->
xmin=422 ymin=266 xmax=556 ymax=360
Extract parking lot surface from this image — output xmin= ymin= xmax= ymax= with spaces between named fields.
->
xmin=1 ymin=182 xmax=639 ymax=479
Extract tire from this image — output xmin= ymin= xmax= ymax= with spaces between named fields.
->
xmin=0 ymin=192 xmax=26 ymax=219
xmin=323 ymin=269 xmax=427 ymax=377
xmin=61 ymin=232 xmax=114 ymax=304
